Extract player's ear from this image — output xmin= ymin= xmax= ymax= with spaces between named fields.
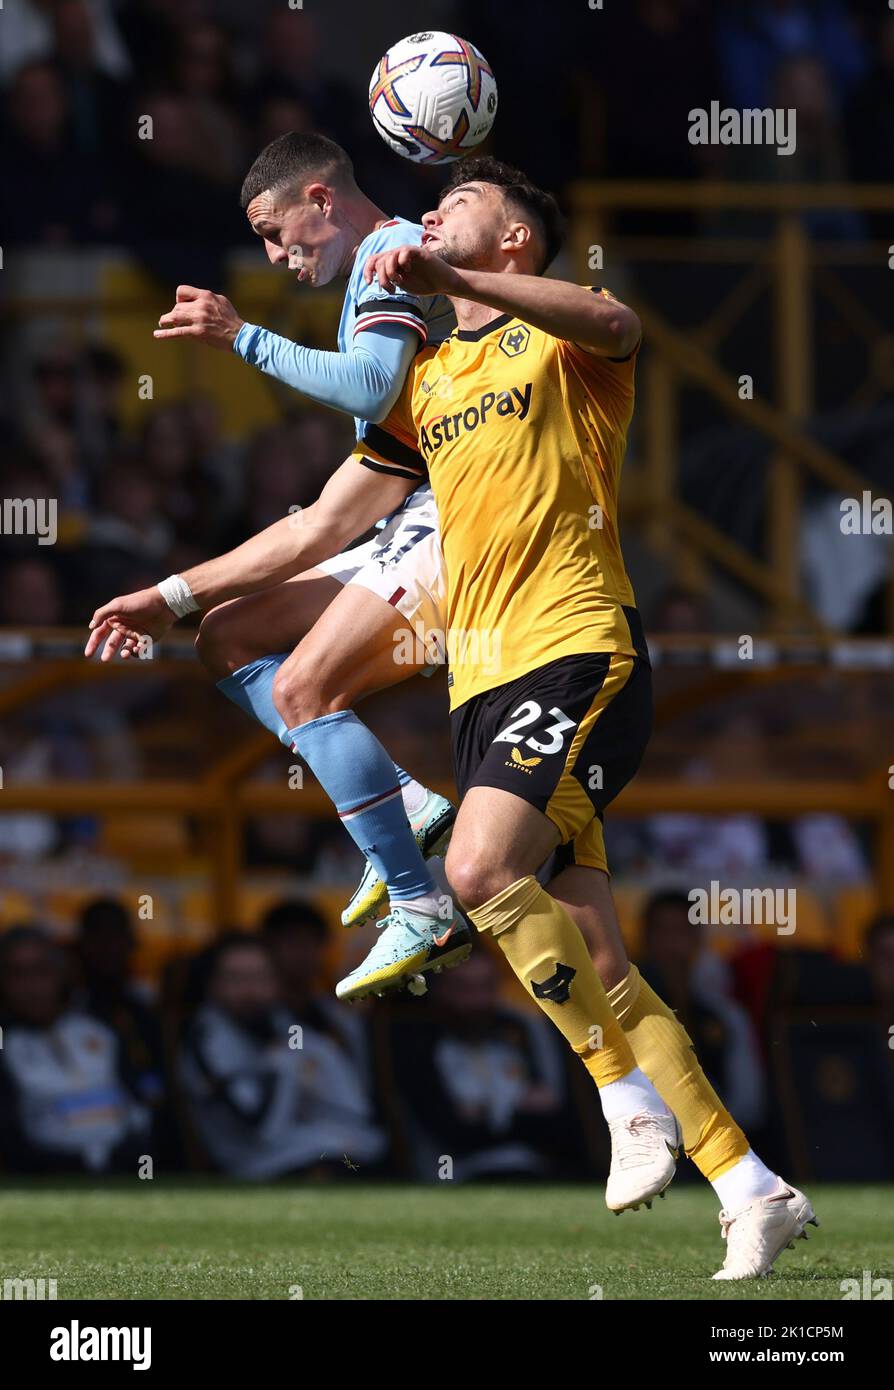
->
xmin=306 ymin=182 xmax=332 ymax=217
xmin=502 ymin=221 xmax=531 ymax=257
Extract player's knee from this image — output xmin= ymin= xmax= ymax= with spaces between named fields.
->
xmin=444 ymin=846 xmax=510 ymax=912
xmin=271 ymin=660 xmax=304 ymax=724
xmin=195 ymin=606 xmax=250 ymax=679
xmin=271 ymin=654 xmax=344 ymax=726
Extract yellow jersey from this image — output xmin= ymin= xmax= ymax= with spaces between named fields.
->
xmin=354 ymin=288 xmax=645 ymax=710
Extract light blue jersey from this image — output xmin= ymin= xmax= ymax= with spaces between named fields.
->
xmin=338 ymin=216 xmax=454 ymax=440
xmin=340 ymin=219 xmax=453 ymax=519
xmin=234 ymin=217 xmax=454 ymax=457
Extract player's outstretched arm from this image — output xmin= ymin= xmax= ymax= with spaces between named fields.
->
xmin=231 ymin=321 xmax=419 ymax=424
xmin=84 ymin=457 xmax=416 ymax=661
xmin=154 ymin=287 xmax=418 ymax=424
xmin=177 ymin=456 xmax=416 ymax=605
xmin=365 ymin=245 xmax=640 ymax=358
xmin=457 ymin=273 xmax=641 ymax=357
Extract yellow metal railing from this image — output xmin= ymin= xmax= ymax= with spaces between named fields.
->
xmin=2 ymin=631 xmax=893 ymax=918
xmin=568 ymin=181 xmax=894 ymax=632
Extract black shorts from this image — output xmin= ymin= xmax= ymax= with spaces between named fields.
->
xmin=450 ymin=651 xmax=653 ymax=873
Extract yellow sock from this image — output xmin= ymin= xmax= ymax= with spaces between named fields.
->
xmin=469 ymin=876 xmax=637 ymax=1087
xmin=607 ymin=964 xmax=749 ymax=1181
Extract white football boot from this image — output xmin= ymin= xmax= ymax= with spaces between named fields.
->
xmin=712 ymin=1180 xmax=818 ymax=1279
xmin=605 ymin=1112 xmax=682 ymax=1213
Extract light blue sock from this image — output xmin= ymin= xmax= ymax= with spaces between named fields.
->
xmin=217 ymin=662 xmax=424 ymax=790
xmin=287 ymin=710 xmax=435 ymax=904
xmin=217 ymin=655 xmax=291 ymax=744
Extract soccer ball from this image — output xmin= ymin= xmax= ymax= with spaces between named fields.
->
xmin=369 ymin=32 xmax=498 ymax=165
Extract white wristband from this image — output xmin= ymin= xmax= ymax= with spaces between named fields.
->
xmin=157 ymin=574 xmax=200 ymax=619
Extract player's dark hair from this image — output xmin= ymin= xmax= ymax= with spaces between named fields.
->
xmin=240 ymin=132 xmax=356 ymax=208
xmin=439 ymin=156 xmax=565 ymax=273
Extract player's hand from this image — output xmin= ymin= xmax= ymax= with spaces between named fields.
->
xmin=85 ymin=587 xmax=176 ymax=661
xmin=153 ymin=286 xmax=244 ymax=349
xmin=363 ymin=244 xmax=466 ymax=298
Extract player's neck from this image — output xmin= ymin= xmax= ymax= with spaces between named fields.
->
xmin=451 ymin=298 xmax=503 ymax=332
xmin=342 ymin=193 xmax=390 ymax=272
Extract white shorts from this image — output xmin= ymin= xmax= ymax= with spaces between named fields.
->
xmin=317 ymin=486 xmax=447 ymax=669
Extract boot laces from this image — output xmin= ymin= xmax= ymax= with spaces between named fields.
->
xmin=613 ymin=1113 xmax=666 ymax=1170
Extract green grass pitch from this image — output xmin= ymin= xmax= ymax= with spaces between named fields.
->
xmin=1 ymin=1181 xmax=890 ymax=1300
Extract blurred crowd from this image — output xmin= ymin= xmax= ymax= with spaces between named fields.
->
xmin=467 ymin=0 xmax=894 ymax=233
xmin=1 ymin=346 xmax=355 ymax=626
xmin=3 ymin=0 xmax=892 ymax=629
xmin=1 ymin=892 xmax=892 ymax=1182
xmin=2 ymin=0 xmax=400 ymax=272
xmin=3 ymin=1 xmax=893 ymax=252
xmin=1 ymin=0 xmax=892 ymax=1132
